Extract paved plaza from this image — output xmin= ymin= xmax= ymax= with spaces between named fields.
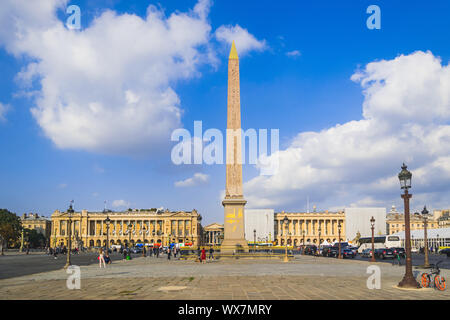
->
xmin=0 ymin=254 xmax=449 ymax=300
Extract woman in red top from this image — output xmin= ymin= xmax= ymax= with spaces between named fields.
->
xmin=201 ymin=247 xmax=206 ymax=263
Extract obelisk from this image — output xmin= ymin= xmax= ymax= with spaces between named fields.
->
xmin=221 ymin=41 xmax=249 ymax=253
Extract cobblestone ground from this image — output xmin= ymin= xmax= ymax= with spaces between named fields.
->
xmin=0 ymin=256 xmax=449 ymax=300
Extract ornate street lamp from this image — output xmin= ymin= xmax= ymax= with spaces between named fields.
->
xmin=370 ymin=216 xmax=376 ymax=262
xmin=104 ymin=215 xmax=111 ymax=254
xmin=253 ymin=229 xmax=256 ymax=254
xmin=127 ymin=223 xmax=132 ymax=248
xmin=283 ymin=215 xmax=289 ymax=262
xmin=302 ymin=230 xmax=306 ymax=254
xmin=397 ymin=163 xmax=420 ymax=288
xmin=318 ymin=226 xmax=322 ymax=255
xmin=20 ymin=228 xmax=24 ymax=252
xmin=142 ymin=226 xmax=146 ymax=257
xmin=64 ymin=201 xmax=74 ymax=269
xmin=422 ymin=206 xmax=430 ymax=268
xmin=338 ymin=223 xmax=342 ymax=259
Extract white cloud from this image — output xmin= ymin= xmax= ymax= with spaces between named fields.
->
xmin=0 ymin=0 xmax=265 ymax=155
xmin=215 ymin=25 xmax=266 ymax=56
xmin=244 ymin=51 xmax=450 ymax=210
xmin=0 ymin=103 xmax=10 ymax=122
xmin=286 ymin=50 xmax=301 ymax=58
xmin=58 ymin=183 xmax=67 ymax=189
xmin=175 ymin=172 xmax=209 ymax=187
xmin=112 ymin=199 xmax=130 ymax=208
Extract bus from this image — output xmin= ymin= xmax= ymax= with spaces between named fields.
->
xmin=357 ymin=235 xmax=402 ymax=253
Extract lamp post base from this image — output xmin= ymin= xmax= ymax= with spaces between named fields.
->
xmin=283 ymin=256 xmax=289 ymax=262
xmin=398 ymin=275 xmax=420 ymax=289
xmin=64 ymin=262 xmax=71 ymax=269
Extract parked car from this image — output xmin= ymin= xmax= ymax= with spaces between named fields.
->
xmin=348 ymin=246 xmax=358 ymax=256
xmin=304 ymin=245 xmax=317 ymax=255
xmin=341 ymin=248 xmax=355 ymax=259
xmin=411 ymin=247 xmax=419 ymax=253
xmin=439 ymin=248 xmax=450 ymax=257
xmin=392 ymin=247 xmax=406 ymax=258
xmin=361 ymin=248 xmax=373 ymax=258
xmin=374 ymin=248 xmax=395 ymax=259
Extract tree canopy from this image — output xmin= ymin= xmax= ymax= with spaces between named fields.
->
xmin=0 ymin=209 xmax=22 ymax=248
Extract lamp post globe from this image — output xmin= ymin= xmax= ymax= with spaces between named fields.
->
xmin=397 ymin=163 xmax=419 ymax=288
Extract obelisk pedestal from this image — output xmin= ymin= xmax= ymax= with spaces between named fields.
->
xmin=220 ymin=41 xmax=249 ymax=254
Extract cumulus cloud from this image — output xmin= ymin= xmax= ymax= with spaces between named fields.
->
xmin=175 ymin=172 xmax=209 ymax=187
xmin=215 ymin=25 xmax=266 ymax=56
xmin=0 ymin=103 xmax=10 ymax=122
xmin=244 ymin=51 xmax=450 ymax=210
xmin=0 ymin=0 xmax=264 ymax=155
xmin=112 ymin=199 xmax=130 ymax=208
xmin=286 ymin=50 xmax=301 ymax=58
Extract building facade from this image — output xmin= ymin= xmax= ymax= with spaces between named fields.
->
xmin=386 ymin=205 xmax=439 ymax=235
xmin=51 ymin=208 xmax=202 ymax=248
xmin=436 ymin=209 xmax=450 ymax=228
xmin=21 ymin=213 xmax=52 ymax=239
xmin=274 ymin=210 xmax=346 ymax=246
xmin=203 ymin=223 xmax=224 ymax=246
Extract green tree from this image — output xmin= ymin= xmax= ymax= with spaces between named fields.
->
xmin=24 ymin=228 xmax=46 ymax=248
xmin=0 ymin=209 xmax=22 ymax=249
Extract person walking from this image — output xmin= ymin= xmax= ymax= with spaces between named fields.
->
xmin=99 ymin=248 xmax=106 ymax=268
xmin=201 ymin=247 xmax=206 ymax=264
xmin=208 ymin=246 xmax=214 ymax=261
xmin=167 ymin=247 xmax=171 ymax=260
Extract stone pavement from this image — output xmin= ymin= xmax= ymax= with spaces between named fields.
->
xmin=0 ymin=255 xmax=449 ymax=300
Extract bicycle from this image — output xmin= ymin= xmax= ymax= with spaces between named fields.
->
xmin=420 ymin=261 xmax=446 ymax=291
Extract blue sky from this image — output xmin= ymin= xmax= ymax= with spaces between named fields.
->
xmin=0 ymin=0 xmax=449 ymax=225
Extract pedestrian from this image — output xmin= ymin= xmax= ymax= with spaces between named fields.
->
xmin=197 ymin=246 xmax=201 ymax=262
xmin=208 ymin=246 xmax=214 ymax=261
xmin=167 ymin=247 xmax=171 ymax=260
xmin=201 ymin=247 xmax=206 ymax=264
xmin=123 ymin=247 xmax=127 ymax=260
xmin=173 ymin=246 xmax=177 ymax=258
xmin=156 ymin=246 xmax=160 ymax=258
xmin=99 ymin=248 xmax=106 ymax=268
xmin=104 ymin=252 xmax=112 ymax=265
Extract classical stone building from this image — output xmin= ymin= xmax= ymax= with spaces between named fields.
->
xmin=21 ymin=213 xmax=52 ymax=239
xmin=51 ymin=208 xmax=202 ymax=248
xmin=274 ymin=210 xmax=346 ymax=246
xmin=436 ymin=209 xmax=450 ymax=228
xmin=203 ymin=223 xmax=224 ymax=246
xmin=386 ymin=205 xmax=439 ymax=235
